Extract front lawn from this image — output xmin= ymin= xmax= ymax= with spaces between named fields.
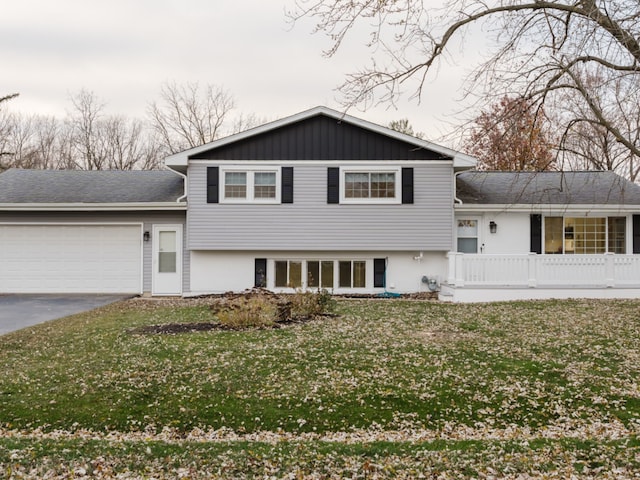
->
xmin=0 ymin=297 xmax=639 ymax=478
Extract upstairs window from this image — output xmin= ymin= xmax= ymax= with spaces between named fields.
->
xmin=254 ymin=172 xmax=276 ymax=199
xmin=340 ymin=167 xmax=401 ymax=204
xmin=220 ymin=167 xmax=280 ymax=203
xmin=345 ymin=172 xmax=395 ymax=199
xmin=224 ymin=172 xmax=247 ymax=199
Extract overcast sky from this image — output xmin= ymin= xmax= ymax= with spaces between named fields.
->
xmin=2 ymin=0 xmax=479 ymax=144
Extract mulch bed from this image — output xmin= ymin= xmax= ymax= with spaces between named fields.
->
xmin=129 ymin=314 xmax=338 ymax=335
xmin=126 ymin=288 xmax=435 ymax=335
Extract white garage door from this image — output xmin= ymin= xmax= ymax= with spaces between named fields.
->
xmin=0 ymin=224 xmax=142 ymax=294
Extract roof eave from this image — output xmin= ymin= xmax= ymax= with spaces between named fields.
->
xmin=455 ymin=203 xmax=640 ymax=213
xmin=0 ymin=202 xmax=188 ymax=212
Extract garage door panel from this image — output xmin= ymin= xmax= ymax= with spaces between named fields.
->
xmin=0 ymin=225 xmax=142 ymax=294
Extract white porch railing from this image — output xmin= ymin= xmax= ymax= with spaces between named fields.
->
xmin=446 ymin=252 xmax=640 ymax=288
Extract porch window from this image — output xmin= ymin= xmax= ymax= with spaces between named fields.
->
xmin=608 ymin=217 xmax=626 ymax=254
xmin=544 ymin=216 xmax=626 ymax=254
xmin=457 ymin=219 xmax=478 ymax=253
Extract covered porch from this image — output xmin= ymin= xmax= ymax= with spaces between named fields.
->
xmin=440 ymin=252 xmax=640 ymax=302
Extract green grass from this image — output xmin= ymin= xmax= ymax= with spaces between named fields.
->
xmin=1 ymin=297 xmax=640 ymax=478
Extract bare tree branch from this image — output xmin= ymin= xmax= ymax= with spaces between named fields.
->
xmin=291 ymin=0 xmax=640 ymax=179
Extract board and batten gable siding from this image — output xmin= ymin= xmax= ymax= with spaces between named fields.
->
xmin=187 ymin=162 xmax=454 ymax=251
xmin=190 ymin=114 xmax=450 ymax=161
xmin=0 ymin=211 xmax=188 ymax=293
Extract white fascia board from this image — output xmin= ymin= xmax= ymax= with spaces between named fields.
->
xmin=455 ymin=203 xmax=640 ymax=214
xmin=163 ymin=105 xmax=478 ymax=168
xmin=0 ymin=202 xmax=188 ymax=212
xmin=188 ymin=159 xmax=454 ymax=166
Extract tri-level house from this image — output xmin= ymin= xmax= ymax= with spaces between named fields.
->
xmin=163 ymin=106 xmax=475 ymax=296
xmin=2 ymin=106 xmax=640 ymax=302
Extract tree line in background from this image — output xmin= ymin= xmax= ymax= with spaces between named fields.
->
xmin=0 ymin=83 xmax=263 ymax=171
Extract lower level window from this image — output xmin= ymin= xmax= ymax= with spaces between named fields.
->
xmin=273 ymin=259 xmax=366 ymax=289
xmin=339 ymin=261 xmax=366 ymax=288
xmin=307 ymin=261 xmax=335 ymax=288
xmin=275 ymin=261 xmax=302 ymax=288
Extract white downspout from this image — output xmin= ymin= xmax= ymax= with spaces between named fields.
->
xmin=164 ymin=165 xmax=188 ymax=203
xmin=453 ymin=170 xmax=465 ymax=205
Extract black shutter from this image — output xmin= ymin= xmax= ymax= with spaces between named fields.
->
xmin=327 ymin=167 xmax=339 ymax=204
xmin=530 ymin=214 xmax=542 ymax=254
xmin=401 ymin=167 xmax=414 ymax=204
xmin=374 ymin=258 xmax=386 ymax=288
xmin=207 ymin=167 xmax=219 ymax=204
xmin=281 ymin=167 xmax=294 ymax=203
xmin=254 ymin=258 xmax=267 ymax=288
xmin=633 ymin=215 xmax=640 ymax=254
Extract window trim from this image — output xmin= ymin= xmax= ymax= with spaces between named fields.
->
xmin=339 ymin=166 xmax=401 ymax=204
xmin=219 ymin=166 xmax=281 ymax=204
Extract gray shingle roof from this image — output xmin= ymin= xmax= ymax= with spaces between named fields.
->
xmin=457 ymin=171 xmax=640 ymax=205
xmin=0 ymin=169 xmax=184 ymax=204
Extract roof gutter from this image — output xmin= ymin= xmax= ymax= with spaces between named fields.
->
xmin=0 ymin=202 xmax=187 ymax=212
xmin=164 ymin=164 xmax=188 ymax=203
xmin=454 ymin=203 xmax=640 ymax=214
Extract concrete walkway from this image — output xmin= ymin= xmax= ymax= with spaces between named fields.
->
xmin=0 ymin=294 xmax=131 ymax=335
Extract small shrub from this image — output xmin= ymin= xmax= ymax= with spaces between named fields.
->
xmin=214 ymin=296 xmax=278 ymax=329
xmin=289 ymin=289 xmax=336 ymax=318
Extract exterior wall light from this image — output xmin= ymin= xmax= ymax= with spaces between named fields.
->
xmin=489 ymin=221 xmax=497 ymax=234
xmin=143 ymin=231 xmax=150 ymax=242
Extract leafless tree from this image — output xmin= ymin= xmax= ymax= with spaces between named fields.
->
xmin=148 ymin=82 xmax=236 ymax=154
xmin=67 ymin=89 xmax=109 ymax=170
xmin=553 ymin=74 xmax=640 ymax=180
xmin=1 ymin=85 xmax=257 ymax=171
xmin=230 ymin=112 xmax=268 ymax=136
xmin=31 ymin=116 xmax=63 ymax=169
xmin=388 ymin=118 xmax=424 ymax=139
xmin=0 ymin=93 xmax=19 ymax=166
xmin=102 ymin=117 xmax=163 ymax=170
xmin=290 ymin=0 xmax=640 ymax=176
xmin=65 ymin=90 xmax=163 ymax=170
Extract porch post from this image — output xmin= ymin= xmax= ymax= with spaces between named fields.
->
xmin=447 ymin=252 xmax=457 ymax=286
xmin=447 ymin=252 xmax=464 ymax=287
xmin=605 ymin=252 xmax=615 ymax=287
xmin=528 ymin=253 xmax=538 ymax=288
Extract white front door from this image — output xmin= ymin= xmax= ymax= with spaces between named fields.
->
xmin=152 ymin=225 xmax=183 ymax=296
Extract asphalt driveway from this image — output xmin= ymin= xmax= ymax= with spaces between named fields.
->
xmin=0 ymin=294 xmax=131 ymax=335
